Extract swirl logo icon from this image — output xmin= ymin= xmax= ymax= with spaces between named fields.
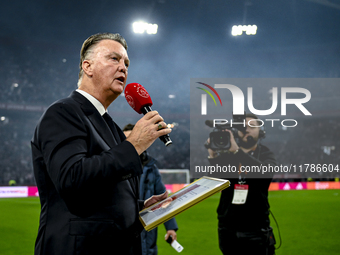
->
xmin=196 ymin=82 xmax=223 ymax=115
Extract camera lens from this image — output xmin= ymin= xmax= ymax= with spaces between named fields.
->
xmin=210 ymin=131 xmax=231 ymax=150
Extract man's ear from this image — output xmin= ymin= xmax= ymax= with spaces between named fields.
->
xmin=82 ymin=60 xmax=93 ymax=77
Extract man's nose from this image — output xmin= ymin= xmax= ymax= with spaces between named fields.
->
xmin=118 ymin=61 xmax=127 ymax=73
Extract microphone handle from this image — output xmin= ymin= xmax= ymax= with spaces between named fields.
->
xmin=142 ymin=106 xmax=172 ymax=147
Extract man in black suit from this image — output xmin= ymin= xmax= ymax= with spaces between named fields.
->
xmin=31 ymin=33 xmax=172 ymax=255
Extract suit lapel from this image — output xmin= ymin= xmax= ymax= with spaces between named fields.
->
xmin=70 ymin=91 xmax=139 ymax=199
xmin=70 ymin=91 xmax=118 ymax=148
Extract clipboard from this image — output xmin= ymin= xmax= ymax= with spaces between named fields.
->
xmin=139 ymin=176 xmax=230 ymax=231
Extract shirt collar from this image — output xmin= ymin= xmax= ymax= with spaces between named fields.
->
xmin=76 ymin=89 xmax=107 ymax=116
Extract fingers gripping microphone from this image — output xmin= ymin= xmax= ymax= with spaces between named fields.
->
xmin=124 ymin=83 xmax=172 ymax=146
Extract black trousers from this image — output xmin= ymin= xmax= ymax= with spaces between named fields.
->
xmin=218 ymin=226 xmax=275 ymax=255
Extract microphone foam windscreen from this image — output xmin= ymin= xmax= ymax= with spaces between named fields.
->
xmin=125 ymin=83 xmax=153 ymax=114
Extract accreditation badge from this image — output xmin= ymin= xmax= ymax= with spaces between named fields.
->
xmin=231 ymin=184 xmax=249 ymax=204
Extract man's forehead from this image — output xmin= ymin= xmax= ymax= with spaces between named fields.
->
xmin=95 ymin=39 xmax=128 ymax=56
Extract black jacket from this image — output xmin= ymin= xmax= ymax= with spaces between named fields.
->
xmin=209 ymin=144 xmax=277 ymax=231
xmin=31 ymin=91 xmax=144 ymax=255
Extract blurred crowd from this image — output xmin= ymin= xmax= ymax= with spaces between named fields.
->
xmin=0 ymin=114 xmax=36 ymax=185
xmin=272 ymin=117 xmax=340 ymax=182
xmin=1 ymin=111 xmax=339 ymax=185
xmin=0 ymin=48 xmax=77 ymax=106
xmin=0 ymin=111 xmax=191 ymax=186
xmin=0 ymin=45 xmax=193 ymax=186
xmin=0 ymin=45 xmax=339 ymax=186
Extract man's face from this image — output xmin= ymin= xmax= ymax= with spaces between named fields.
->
xmin=90 ymin=39 xmax=130 ymax=98
xmin=238 ymin=117 xmax=260 ymax=144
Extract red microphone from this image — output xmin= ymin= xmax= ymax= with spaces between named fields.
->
xmin=125 ymin=83 xmax=172 ymax=146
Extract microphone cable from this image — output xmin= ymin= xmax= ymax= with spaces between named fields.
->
xmin=269 ymin=209 xmax=282 ymax=250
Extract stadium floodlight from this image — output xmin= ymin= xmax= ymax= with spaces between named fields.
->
xmin=133 ymin=21 xmax=146 ymax=34
xmin=146 ymin=23 xmax=158 ymax=34
xmin=133 ymin=21 xmax=158 ymax=34
xmin=231 ymin=25 xmax=257 ymax=36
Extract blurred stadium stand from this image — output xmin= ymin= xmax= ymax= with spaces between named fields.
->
xmin=1 ymin=1 xmax=340 ymax=186
xmin=1 ymin=46 xmax=340 ymax=185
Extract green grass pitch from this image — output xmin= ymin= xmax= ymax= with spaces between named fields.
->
xmin=0 ymin=189 xmax=339 ymax=255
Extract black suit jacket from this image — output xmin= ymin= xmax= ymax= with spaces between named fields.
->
xmin=31 ymin=91 xmax=144 ymax=255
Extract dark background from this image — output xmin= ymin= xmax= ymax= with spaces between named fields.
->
xmin=1 ymin=0 xmax=339 ymax=185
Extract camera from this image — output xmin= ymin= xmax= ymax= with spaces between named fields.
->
xmin=205 ymin=113 xmax=246 ymax=152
